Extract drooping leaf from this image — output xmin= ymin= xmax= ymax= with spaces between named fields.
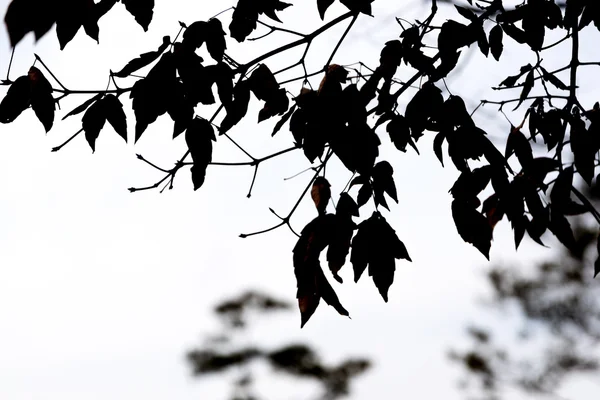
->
xmin=62 ymin=93 xmax=102 ymax=120
xmin=372 ymin=161 xmax=398 ymax=210
xmin=327 ymin=214 xmax=355 ymax=283
xmin=220 ymin=81 xmax=251 ymax=134
xmin=387 ymin=114 xmax=418 ymax=154
xmin=452 ymin=198 xmax=493 ymax=259
xmin=28 ymin=66 xmax=54 ymax=132
xmin=185 ymin=117 xmax=215 ymax=191
xmin=514 ymin=70 xmax=534 ymax=110
xmin=122 ymin=0 xmax=154 ymax=31
xmin=101 ymin=94 xmax=127 ymax=142
xmin=317 ymin=0 xmax=335 ymax=19
xmin=0 ymin=76 xmax=31 ymax=124
xmin=271 ymin=104 xmax=296 ymax=136
xmin=82 ymin=99 xmax=106 ymax=152
xmin=548 ymin=205 xmax=576 ymax=251
xmin=229 ymin=0 xmax=292 ymax=42
xmin=113 ymin=36 xmax=170 ymax=78
xmin=337 ymin=192 xmax=359 ymax=217
xmin=350 ymin=212 xmax=411 ymax=301
xmin=4 ymin=0 xmax=56 ymax=47
xmin=433 ymin=132 xmax=445 ymax=166
xmin=311 ymin=177 xmax=331 ymax=215
xmin=357 ymin=182 xmax=372 ymax=208
xmin=489 ymin=24 xmax=504 ymax=61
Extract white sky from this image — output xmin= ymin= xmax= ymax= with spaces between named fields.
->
xmin=1 ymin=0 xmax=599 ymax=399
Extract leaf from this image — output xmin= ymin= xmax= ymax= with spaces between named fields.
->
xmin=548 ymin=205 xmax=576 ymax=251
xmin=229 ymin=0 xmax=292 ymax=42
xmin=505 ymin=126 xmax=533 ymax=168
xmin=28 ymin=66 xmax=55 ymax=132
xmin=455 ymin=5 xmax=477 ymax=22
xmin=327 ymin=214 xmax=355 ymax=283
xmin=357 ymin=183 xmax=372 ymax=208
xmin=258 ymin=89 xmax=289 ymax=122
xmin=540 ymin=66 xmax=568 ymax=90
xmin=502 ymin=23 xmax=528 ymax=44
xmin=595 ymin=235 xmax=600 ymax=278
xmin=62 ymin=93 xmax=103 ymax=120
xmin=293 ymin=214 xmax=348 ymax=327
xmin=336 ymin=192 xmax=359 ymax=217
xmin=452 ymin=199 xmax=493 ymax=259
xmin=489 ymin=24 xmax=504 ymax=61
xmin=4 ymin=0 xmax=56 ymax=47
xmin=317 ymin=0 xmax=335 ymax=19
xmin=449 ymin=166 xmax=491 ymax=200
xmin=311 ymin=177 xmax=331 ymax=215
xmin=514 ymin=70 xmax=534 ymax=110
xmin=101 ymin=94 xmax=127 ymax=142
xmin=433 ymin=132 xmax=445 ymax=166
xmin=387 ymin=114 xmax=419 ymax=154
xmin=550 ymin=166 xmax=574 ymax=209
xmin=350 ymin=212 xmax=411 ymax=302
xmin=185 ymin=117 xmax=215 ymax=190
xmin=113 ymin=36 xmax=170 ymax=78
xmin=405 ymin=82 xmax=443 ymax=139
xmin=0 ymin=76 xmax=31 ymax=124
xmin=340 ymin=0 xmax=374 ymax=16
xmin=271 ymin=104 xmax=296 ymax=136
xmin=220 ymin=81 xmax=251 ymax=134
xmin=206 ymin=19 xmax=227 ymax=62
xmin=372 ymin=161 xmax=398 ymax=208
xmin=82 ymin=99 xmax=106 ymax=152
xmin=122 ymin=0 xmax=154 ymax=31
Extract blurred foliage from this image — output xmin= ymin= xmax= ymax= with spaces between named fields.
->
xmin=187 ymin=290 xmax=370 ymax=400
xmin=450 ymin=183 xmax=600 ymax=400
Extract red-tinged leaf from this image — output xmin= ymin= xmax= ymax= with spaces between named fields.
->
xmin=311 ymin=177 xmax=331 ymax=215
xmin=113 ymin=36 xmax=170 ymax=78
xmin=4 ymin=0 xmax=56 ymax=47
xmin=298 ymin=292 xmax=320 ymax=328
xmin=122 ymin=0 xmax=154 ymax=31
xmin=433 ymin=132 xmax=445 ymax=166
xmin=489 ymin=24 xmax=504 ymax=61
xmin=317 ymin=0 xmax=334 ymax=19
xmin=82 ymin=99 xmax=106 ymax=152
xmin=62 ymin=93 xmax=102 ymax=120
xmin=28 ymin=66 xmax=54 ymax=132
xmin=272 ymin=104 xmax=296 ymax=136
xmin=357 ymin=183 xmax=372 ymax=208
xmin=101 ymin=94 xmax=127 ymax=142
xmin=0 ymin=76 xmax=31 ymax=124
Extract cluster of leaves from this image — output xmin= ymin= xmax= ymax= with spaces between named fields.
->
xmin=2 ymin=0 xmax=600 ymax=327
xmin=188 ymin=290 xmax=370 ymax=400
xmin=5 ymin=0 xmax=155 ymax=49
xmin=450 ymin=206 xmax=600 ymax=400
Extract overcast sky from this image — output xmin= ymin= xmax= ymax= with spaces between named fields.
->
xmin=1 ymin=1 xmax=599 ymax=399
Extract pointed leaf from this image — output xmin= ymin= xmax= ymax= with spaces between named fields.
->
xmin=82 ymin=99 xmax=106 ymax=152
xmin=101 ymin=94 xmax=127 ymax=142
xmin=0 ymin=76 xmax=31 ymax=124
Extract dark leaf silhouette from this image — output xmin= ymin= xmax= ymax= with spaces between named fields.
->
xmin=62 ymin=93 xmax=102 ymax=121
xmin=4 ymin=0 xmax=55 ymax=47
xmin=433 ymin=132 xmax=445 ymax=166
xmin=311 ymin=177 xmax=331 ymax=215
xmin=489 ymin=24 xmax=504 ymax=61
xmin=505 ymin=126 xmax=533 ymax=168
xmin=405 ymin=82 xmax=443 ymax=139
xmin=122 ymin=0 xmax=154 ymax=31
xmin=185 ymin=117 xmax=215 ymax=190
xmin=548 ymin=205 xmax=576 ymax=252
xmin=271 ymin=104 xmax=296 ymax=136
xmin=387 ymin=114 xmax=418 ymax=154
xmin=350 ymin=212 xmax=411 ymax=302
xmin=220 ymin=81 xmax=251 ymax=134
xmin=452 ymin=198 xmax=493 ymax=259
xmin=0 ymin=76 xmax=31 ymax=124
xmin=101 ymin=94 xmax=127 ymax=142
xmin=337 ymin=192 xmax=359 ymax=218
xmin=293 ymin=214 xmax=349 ymax=327
xmin=340 ymin=0 xmax=374 ymax=16
xmin=229 ymin=0 xmax=292 ymax=42
xmin=317 ymin=0 xmax=335 ymax=20
xmin=28 ymin=66 xmax=54 ymax=132
xmin=455 ymin=5 xmax=477 ymax=22
xmin=82 ymin=99 xmax=106 ymax=152
xmin=357 ymin=182 xmax=372 ymax=208
xmin=183 ymin=19 xmax=226 ymax=62
xmin=515 ymin=70 xmax=534 ymax=110
xmin=113 ymin=36 xmax=170 ymax=78
xmin=327 ymin=213 xmax=355 ymax=283
xmin=540 ymin=66 xmax=568 ymax=90
xmin=372 ymin=161 xmax=398 ymax=211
